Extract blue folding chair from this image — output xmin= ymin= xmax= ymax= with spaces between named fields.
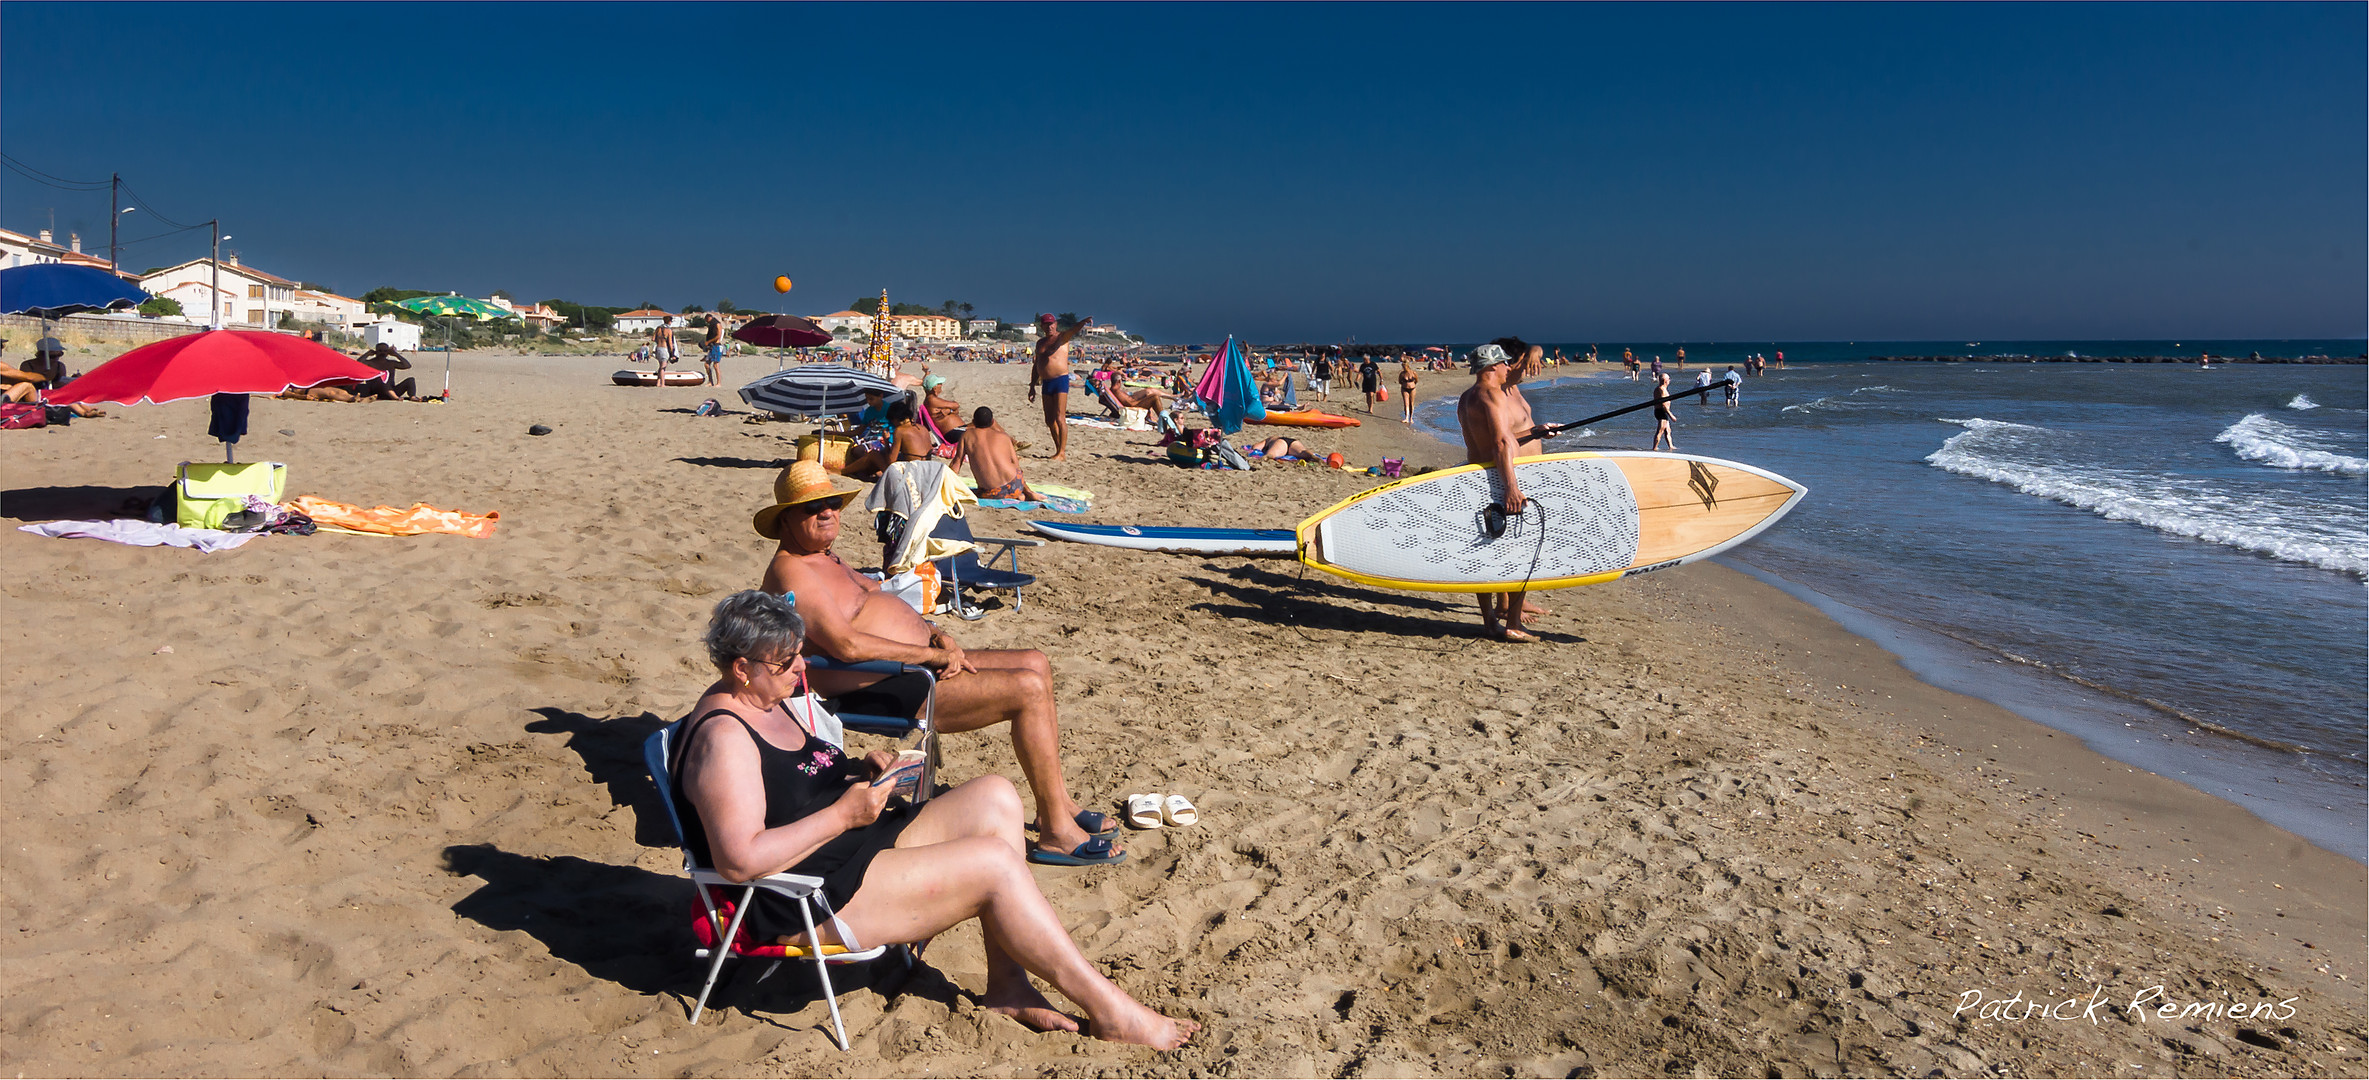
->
xmin=643 ymin=717 xmax=909 ymax=1046
xmin=930 ymin=513 xmax=1041 ymax=618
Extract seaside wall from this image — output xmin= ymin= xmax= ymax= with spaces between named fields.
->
xmin=0 ymin=313 xmax=195 ymax=343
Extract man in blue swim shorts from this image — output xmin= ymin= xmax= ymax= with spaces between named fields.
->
xmin=1026 ymin=312 xmax=1090 ymax=462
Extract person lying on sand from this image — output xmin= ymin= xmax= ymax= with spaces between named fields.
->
xmin=279 ymin=384 xmax=359 ymax=403
xmin=1248 ymin=435 xmax=1317 ymax=462
xmin=758 ymin=461 xmax=1118 ymax=864
xmin=950 ymin=407 xmax=1038 ymax=502
xmin=674 ymin=591 xmax=1196 ymax=1047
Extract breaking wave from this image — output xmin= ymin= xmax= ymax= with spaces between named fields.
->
xmin=1927 ymin=418 xmax=2368 ymax=576
xmin=2215 ymin=414 xmax=2368 ymax=476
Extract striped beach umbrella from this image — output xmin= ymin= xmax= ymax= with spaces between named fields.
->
xmin=738 ymin=364 xmax=900 ymax=417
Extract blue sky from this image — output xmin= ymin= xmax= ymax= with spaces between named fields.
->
xmin=4 ymin=2 xmax=2361 ymax=342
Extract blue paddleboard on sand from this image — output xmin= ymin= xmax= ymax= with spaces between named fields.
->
xmin=1027 ymin=521 xmax=1298 ymax=555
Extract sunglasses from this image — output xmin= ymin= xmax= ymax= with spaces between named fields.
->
xmin=744 ymin=655 xmax=802 ymax=676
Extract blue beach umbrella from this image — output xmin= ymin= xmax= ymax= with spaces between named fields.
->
xmin=0 ymin=264 xmax=148 ymax=318
xmin=1192 ymin=335 xmax=1266 ymax=434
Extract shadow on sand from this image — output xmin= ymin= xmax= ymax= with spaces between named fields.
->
xmin=1 ymin=484 xmax=167 ymax=522
xmin=1184 ymin=562 xmax=1585 ymax=644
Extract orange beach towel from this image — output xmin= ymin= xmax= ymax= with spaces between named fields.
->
xmin=288 ymin=495 xmax=501 ymax=539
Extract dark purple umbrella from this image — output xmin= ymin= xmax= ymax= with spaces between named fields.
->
xmin=732 ymin=315 xmax=832 ymax=349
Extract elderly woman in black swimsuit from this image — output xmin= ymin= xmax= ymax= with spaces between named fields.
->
xmin=675 ymin=591 xmax=1198 ymax=1048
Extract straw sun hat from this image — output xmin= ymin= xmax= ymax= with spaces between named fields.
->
xmin=753 ymin=460 xmax=865 ymax=540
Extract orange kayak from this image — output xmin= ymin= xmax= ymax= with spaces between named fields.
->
xmin=1255 ymin=410 xmax=1362 ymax=428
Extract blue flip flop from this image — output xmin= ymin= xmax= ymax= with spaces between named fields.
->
xmin=1029 ymin=835 xmax=1126 ymax=867
xmin=1075 ymin=810 xmax=1118 ymax=838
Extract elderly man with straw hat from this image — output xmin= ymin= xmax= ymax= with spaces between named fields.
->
xmin=756 ymin=461 xmax=1124 ymax=866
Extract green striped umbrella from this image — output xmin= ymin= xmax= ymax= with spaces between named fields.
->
xmin=392 ymin=294 xmax=518 ymax=320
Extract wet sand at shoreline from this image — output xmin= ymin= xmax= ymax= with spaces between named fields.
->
xmin=0 ymin=351 xmax=2358 ymax=1077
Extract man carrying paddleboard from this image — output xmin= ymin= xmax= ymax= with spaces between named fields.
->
xmin=1457 ymin=339 xmax=1547 ymax=643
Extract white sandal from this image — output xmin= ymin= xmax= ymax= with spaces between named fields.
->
xmin=1160 ymin=794 xmax=1198 ymax=828
xmin=1125 ymin=793 xmax=1165 ymax=830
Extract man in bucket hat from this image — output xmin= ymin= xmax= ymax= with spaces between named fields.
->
xmin=758 ymin=461 xmax=1124 ymax=865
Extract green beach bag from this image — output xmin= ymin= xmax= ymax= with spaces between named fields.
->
xmin=175 ymin=461 xmax=286 ymax=530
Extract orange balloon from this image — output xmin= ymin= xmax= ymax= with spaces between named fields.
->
xmin=773 ymin=276 xmax=793 ymax=293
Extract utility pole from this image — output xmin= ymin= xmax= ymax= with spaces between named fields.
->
xmin=210 ymin=221 xmax=224 ymax=330
xmin=109 ymin=174 xmax=119 ymax=276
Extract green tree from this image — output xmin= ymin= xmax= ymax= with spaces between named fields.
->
xmin=682 ymin=303 xmax=705 ymax=313
xmin=491 ymin=288 xmax=513 ymax=300
xmin=362 ymin=286 xmax=439 ymax=304
xmin=850 ymin=296 xmax=889 ymax=314
xmin=1057 ymin=312 xmax=1083 ymax=329
xmin=716 ymin=298 xmax=737 ymax=313
xmin=637 ymin=300 xmax=664 ymax=312
xmin=137 ymin=296 xmax=183 ymax=317
xmin=959 ymin=302 xmax=975 ymax=318
xmin=298 ymin=280 xmax=336 ymax=294
xmin=890 ymin=302 xmax=934 ymax=316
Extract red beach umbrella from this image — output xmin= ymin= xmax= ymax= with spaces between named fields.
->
xmin=47 ymin=329 xmax=380 ymax=406
xmin=733 ymin=314 xmax=833 ymax=349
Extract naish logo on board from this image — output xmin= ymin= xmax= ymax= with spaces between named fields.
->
xmin=1624 ymin=559 xmax=1683 ymax=577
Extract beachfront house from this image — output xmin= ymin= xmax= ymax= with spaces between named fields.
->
xmin=612 ymin=308 xmax=671 ymax=334
xmin=965 ymin=317 xmax=1000 ymax=336
xmin=888 ymin=313 xmax=962 ymax=341
xmin=0 ymin=227 xmax=69 ymax=268
xmin=288 ymin=289 xmax=368 ymax=329
xmin=812 ymin=310 xmax=872 ymax=333
xmin=137 ymin=257 xmax=296 ymax=328
xmin=488 ymin=295 xmax=568 ymax=331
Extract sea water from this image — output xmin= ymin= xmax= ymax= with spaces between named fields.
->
xmin=1412 ymin=341 xmax=2367 ymax=858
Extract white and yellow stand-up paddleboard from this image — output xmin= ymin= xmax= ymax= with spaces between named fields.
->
xmin=1295 ymin=451 xmax=1806 ymax=592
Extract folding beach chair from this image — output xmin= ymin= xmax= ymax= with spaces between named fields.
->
xmin=806 ymin=656 xmax=940 ymax=797
xmin=928 ymin=513 xmax=1040 ymax=618
xmin=643 ymin=708 xmax=915 ymax=1047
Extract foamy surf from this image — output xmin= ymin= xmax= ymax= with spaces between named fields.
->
xmin=2285 ymin=393 xmax=2319 ymax=410
xmin=1927 ymin=418 xmax=2369 ymax=576
xmin=2215 ymin=413 xmax=2368 ymax=476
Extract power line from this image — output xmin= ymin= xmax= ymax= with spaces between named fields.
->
xmin=0 ymin=154 xmax=111 ymax=191
xmin=116 ymin=180 xmax=202 ymax=231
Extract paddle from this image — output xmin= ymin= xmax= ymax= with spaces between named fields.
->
xmin=1529 ymin=382 xmax=1724 ymax=440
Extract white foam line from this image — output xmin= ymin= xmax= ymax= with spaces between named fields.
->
xmin=1927 ymin=418 xmax=2369 ymax=577
xmin=2215 ymin=413 xmax=2368 ymax=477
xmin=2285 ymin=393 xmax=2319 ymax=411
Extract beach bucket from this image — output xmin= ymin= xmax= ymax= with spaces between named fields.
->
xmin=796 ymin=432 xmax=853 ymax=474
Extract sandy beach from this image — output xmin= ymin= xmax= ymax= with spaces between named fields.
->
xmin=1 ymin=350 xmax=2360 ymax=1077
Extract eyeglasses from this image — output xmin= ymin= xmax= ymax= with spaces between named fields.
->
xmin=791 ymin=499 xmax=840 ymax=517
xmin=744 ymin=655 xmax=801 ymax=676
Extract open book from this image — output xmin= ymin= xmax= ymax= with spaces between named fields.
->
xmin=871 ymin=748 xmax=927 ymax=799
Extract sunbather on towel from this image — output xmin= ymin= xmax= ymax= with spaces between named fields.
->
xmin=949 ymin=407 xmax=1037 ymax=503
xmin=758 ymin=459 xmax=1116 ymax=866
xmin=1249 ymin=436 xmax=1316 ymax=461
xmin=678 ymin=591 xmax=1197 ymax=1047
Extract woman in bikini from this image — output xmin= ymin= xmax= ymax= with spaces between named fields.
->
xmin=1396 ymin=355 xmax=1419 ymax=424
xmin=673 ymin=592 xmax=1198 ymax=1047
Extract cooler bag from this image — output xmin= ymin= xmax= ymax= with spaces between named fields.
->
xmin=176 ymin=461 xmax=286 ymax=530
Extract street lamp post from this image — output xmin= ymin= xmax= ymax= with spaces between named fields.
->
xmin=113 ymin=199 xmax=134 ymax=280
xmin=208 ymin=222 xmax=232 ymax=330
